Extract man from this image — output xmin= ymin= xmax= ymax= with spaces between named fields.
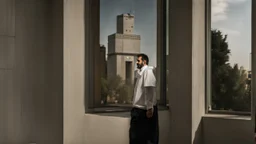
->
xmin=129 ymin=53 xmax=159 ymax=144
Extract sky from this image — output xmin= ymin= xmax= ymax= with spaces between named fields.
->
xmin=100 ymin=0 xmax=252 ymax=69
xmin=211 ymin=0 xmax=251 ymax=70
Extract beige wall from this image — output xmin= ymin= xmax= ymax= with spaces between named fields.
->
xmin=191 ymin=0 xmax=206 ymax=143
xmin=0 ymin=0 xmax=63 ymax=143
xmin=63 ymin=0 xmax=86 ymax=143
xmin=81 ymin=111 xmax=170 ymax=144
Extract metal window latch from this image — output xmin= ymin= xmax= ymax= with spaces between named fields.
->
xmin=208 ymin=105 xmax=212 ymax=111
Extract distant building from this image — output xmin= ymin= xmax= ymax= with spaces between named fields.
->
xmin=100 ymin=45 xmax=107 ymax=78
xmin=248 ymin=71 xmax=252 ymax=80
xmin=107 ymin=13 xmax=141 ymax=84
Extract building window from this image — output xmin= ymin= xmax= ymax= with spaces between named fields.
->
xmin=206 ymin=0 xmax=252 ymax=114
xmin=85 ymin=0 xmax=168 ymax=112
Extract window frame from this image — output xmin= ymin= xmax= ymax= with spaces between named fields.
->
xmin=84 ymin=0 xmax=169 ymax=113
xmin=205 ymin=0 xmax=254 ymax=116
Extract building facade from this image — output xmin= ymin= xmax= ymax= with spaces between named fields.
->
xmin=107 ymin=14 xmax=141 ymax=84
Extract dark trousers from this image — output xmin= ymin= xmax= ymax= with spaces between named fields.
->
xmin=129 ymin=106 xmax=159 ymax=144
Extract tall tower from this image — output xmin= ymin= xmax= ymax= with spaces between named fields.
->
xmin=117 ymin=13 xmax=134 ymax=34
xmin=107 ymin=13 xmax=141 ymax=84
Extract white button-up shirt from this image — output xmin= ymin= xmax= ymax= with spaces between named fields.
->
xmin=132 ymin=65 xmax=157 ymax=110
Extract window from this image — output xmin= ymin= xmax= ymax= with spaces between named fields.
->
xmin=206 ymin=0 xmax=252 ymax=114
xmin=84 ymin=0 xmax=168 ymax=112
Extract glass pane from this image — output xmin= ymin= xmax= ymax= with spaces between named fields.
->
xmin=99 ymin=0 xmax=157 ymax=106
xmin=210 ymin=0 xmax=251 ymax=112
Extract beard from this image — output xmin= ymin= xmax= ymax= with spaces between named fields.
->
xmin=137 ymin=63 xmax=143 ymax=69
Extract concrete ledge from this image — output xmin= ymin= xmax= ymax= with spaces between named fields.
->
xmin=203 ymin=114 xmax=251 ymax=120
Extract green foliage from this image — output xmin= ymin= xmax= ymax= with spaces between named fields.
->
xmin=211 ymin=30 xmax=251 ymax=111
xmin=101 ymin=75 xmax=133 ymax=104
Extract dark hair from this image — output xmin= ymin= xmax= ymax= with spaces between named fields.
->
xmin=137 ymin=53 xmax=149 ymax=64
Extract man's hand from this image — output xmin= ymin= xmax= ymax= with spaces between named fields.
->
xmin=146 ymin=108 xmax=153 ymax=118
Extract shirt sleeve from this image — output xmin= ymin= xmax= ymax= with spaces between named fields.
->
xmin=143 ymin=68 xmax=156 ymax=110
xmin=143 ymin=69 xmax=156 ymax=87
xmin=145 ymin=87 xmax=154 ymax=110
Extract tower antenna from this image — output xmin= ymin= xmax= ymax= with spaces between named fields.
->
xmin=130 ymin=0 xmax=135 ymax=15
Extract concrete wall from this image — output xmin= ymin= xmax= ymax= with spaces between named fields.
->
xmin=0 ymin=0 xmax=63 ymax=143
xmin=168 ymin=0 xmax=193 ymax=143
xmin=63 ymin=0 xmax=86 ymax=142
xmin=82 ymin=111 xmax=170 ymax=144
xmin=203 ymin=116 xmax=254 ymax=144
xmin=191 ymin=0 xmax=206 ymax=143
xmin=115 ymin=36 xmax=140 ymax=53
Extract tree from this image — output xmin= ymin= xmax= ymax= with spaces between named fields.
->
xmin=226 ymin=65 xmax=249 ymax=111
xmin=211 ymin=30 xmax=250 ymax=111
xmin=211 ymin=29 xmax=232 ymax=110
xmin=101 ymin=75 xmax=133 ymax=104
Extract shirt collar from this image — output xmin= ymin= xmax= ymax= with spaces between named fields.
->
xmin=139 ymin=65 xmax=148 ymax=75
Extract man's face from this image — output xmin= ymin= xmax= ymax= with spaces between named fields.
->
xmin=136 ymin=56 xmax=145 ymax=69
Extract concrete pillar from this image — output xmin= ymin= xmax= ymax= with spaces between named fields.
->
xmin=0 ymin=0 xmax=63 ymax=143
xmin=168 ymin=0 xmax=205 ymax=143
xmin=0 ymin=0 xmax=15 ymax=143
xmin=63 ymin=0 xmax=87 ymax=143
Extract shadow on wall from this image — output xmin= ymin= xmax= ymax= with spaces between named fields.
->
xmin=193 ymin=119 xmax=203 ymax=144
xmin=202 ymin=117 xmax=254 ymax=144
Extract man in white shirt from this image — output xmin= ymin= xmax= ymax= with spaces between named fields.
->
xmin=129 ymin=54 xmax=159 ymax=144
